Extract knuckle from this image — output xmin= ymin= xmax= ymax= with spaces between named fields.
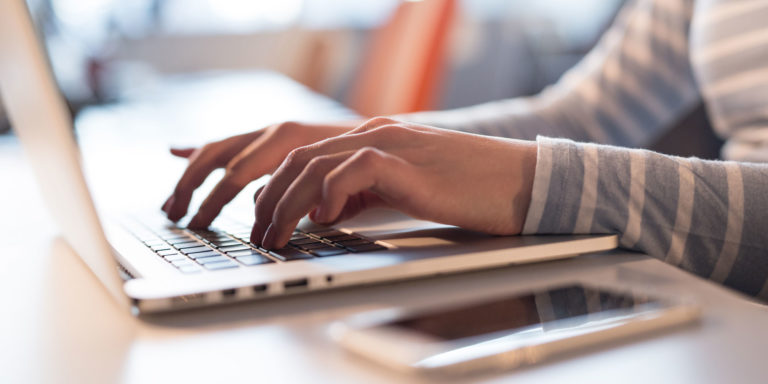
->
xmin=224 ymin=162 xmax=251 ymax=187
xmin=374 ymin=124 xmax=405 ymax=136
xmin=275 ymin=121 xmax=301 ymax=134
xmin=304 ymin=156 xmax=327 ymax=174
xmin=355 ymin=147 xmax=383 ymax=166
xmin=225 ymin=157 xmax=245 ymax=174
xmin=225 ymin=172 xmax=250 ymax=189
xmin=200 ymin=143 xmax=215 ymax=152
xmin=354 ymin=116 xmax=397 ymax=133
xmin=284 ymin=146 xmax=310 ymax=167
xmin=365 ymin=124 xmax=413 ymax=142
xmin=323 ymin=171 xmax=343 ymax=195
xmin=366 ymin=116 xmax=395 ymax=127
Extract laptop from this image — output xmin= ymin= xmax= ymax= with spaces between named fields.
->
xmin=0 ymin=0 xmax=617 ymax=314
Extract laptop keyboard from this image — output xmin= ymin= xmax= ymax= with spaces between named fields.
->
xmin=126 ymin=220 xmax=386 ymax=274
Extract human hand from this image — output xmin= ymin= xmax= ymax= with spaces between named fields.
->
xmin=162 ymin=121 xmax=359 ymax=227
xmin=251 ymin=117 xmax=538 ymax=250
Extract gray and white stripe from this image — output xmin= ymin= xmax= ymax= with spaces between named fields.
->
xmin=397 ymin=0 xmax=768 ymax=301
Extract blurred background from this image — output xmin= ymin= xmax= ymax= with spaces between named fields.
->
xmin=0 ymin=0 xmax=627 ymax=135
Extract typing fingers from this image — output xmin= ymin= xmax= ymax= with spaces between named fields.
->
xmin=251 ymin=125 xmax=414 ymax=243
xmin=163 ymin=131 xmax=262 ymax=222
xmin=164 ymin=148 xmax=221 ymax=222
xmin=260 ymin=151 xmax=355 ymax=248
xmin=187 ymin=135 xmax=289 ymax=228
xmin=317 ymin=147 xmax=418 ymax=223
xmin=259 ymin=147 xmax=419 ymax=249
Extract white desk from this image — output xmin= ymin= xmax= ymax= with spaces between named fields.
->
xmin=2 ymin=72 xmax=767 ymax=384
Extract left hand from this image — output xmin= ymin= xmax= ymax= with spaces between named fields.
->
xmin=251 ymin=117 xmax=538 ymax=249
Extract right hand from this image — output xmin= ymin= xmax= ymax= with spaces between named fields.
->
xmin=161 ymin=121 xmax=358 ymax=227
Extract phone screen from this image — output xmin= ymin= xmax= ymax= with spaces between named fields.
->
xmin=390 ymin=284 xmax=662 ymax=341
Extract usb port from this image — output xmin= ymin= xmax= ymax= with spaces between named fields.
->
xmin=283 ymin=278 xmax=309 ymax=291
xmin=222 ymin=288 xmax=237 ymax=298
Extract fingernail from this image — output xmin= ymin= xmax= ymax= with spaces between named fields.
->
xmin=314 ymin=206 xmax=326 ymax=223
xmin=261 ymin=223 xmax=275 ymax=249
xmin=162 ymin=196 xmax=175 ymax=214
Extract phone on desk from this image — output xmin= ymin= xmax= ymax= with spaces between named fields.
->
xmin=330 ymin=283 xmax=699 ymax=376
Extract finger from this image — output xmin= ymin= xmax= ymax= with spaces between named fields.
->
xmin=260 ymin=152 xmax=353 ymax=248
xmin=253 ymin=185 xmax=265 ymax=203
xmin=252 ymin=124 xmax=415 ymax=239
xmin=187 ymin=174 xmax=245 ymax=228
xmin=309 ymin=190 xmax=386 ymax=224
xmin=317 ymin=147 xmax=420 ymax=224
xmin=189 ymin=133 xmax=291 ymax=229
xmin=170 ymin=147 xmax=196 ymax=158
xmin=166 ymin=132 xmax=261 ymax=221
xmin=161 ymin=195 xmax=174 ymax=213
xmin=166 ymin=149 xmax=221 ymax=222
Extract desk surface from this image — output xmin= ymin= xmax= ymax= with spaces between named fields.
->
xmin=2 ymin=72 xmax=767 ymax=384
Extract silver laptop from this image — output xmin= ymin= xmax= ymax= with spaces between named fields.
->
xmin=0 ymin=0 xmax=617 ymax=314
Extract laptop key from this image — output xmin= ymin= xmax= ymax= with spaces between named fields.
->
xmin=235 ymin=255 xmax=273 ymax=266
xmin=180 ymin=246 xmax=214 ymax=255
xmin=310 ymin=247 xmax=348 ymax=257
xmin=227 ymin=249 xmax=265 ymax=257
xmin=187 ymin=250 xmax=221 ymax=259
xmin=289 ymin=237 xmax=320 ymax=245
xmin=325 ymin=234 xmax=358 ymax=242
xmin=162 ymin=234 xmax=191 ymax=242
xmin=157 ymin=249 xmax=179 ymax=256
xmin=143 ymin=239 xmax=166 ymax=247
xmin=204 ymin=260 xmax=239 ymax=270
xmin=150 ymin=244 xmax=171 ymax=252
xmin=166 ymin=237 xmax=196 ymax=245
xmin=196 ymin=255 xmax=231 ymax=265
xmin=218 ymin=244 xmax=251 ymax=252
xmin=269 ymin=247 xmax=313 ymax=261
xmin=290 ymin=233 xmax=308 ymax=241
xmin=309 ymin=229 xmax=348 ymax=238
xmin=199 ymin=234 xmax=232 ymax=242
xmin=296 ymin=241 xmax=332 ymax=250
xmin=175 ymin=241 xmax=204 ymax=249
xmin=163 ymin=254 xmax=188 ymax=262
xmin=210 ymin=240 xmax=242 ymax=248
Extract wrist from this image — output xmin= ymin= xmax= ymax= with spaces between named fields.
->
xmin=510 ymin=141 xmax=538 ymax=234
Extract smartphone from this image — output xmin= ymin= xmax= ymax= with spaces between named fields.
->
xmin=330 ymin=283 xmax=699 ymax=376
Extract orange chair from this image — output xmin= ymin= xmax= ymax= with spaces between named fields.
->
xmin=349 ymin=0 xmax=457 ymax=117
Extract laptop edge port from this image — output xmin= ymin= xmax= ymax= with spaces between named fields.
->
xmin=283 ymin=278 xmax=309 ymax=291
xmin=221 ymin=288 xmax=237 ymax=298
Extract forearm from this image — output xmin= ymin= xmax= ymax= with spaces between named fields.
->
xmin=524 ymin=136 xmax=768 ymax=300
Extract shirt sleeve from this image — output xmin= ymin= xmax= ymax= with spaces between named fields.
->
xmin=523 ymin=136 xmax=768 ymax=301
xmin=689 ymin=0 xmax=768 ymax=162
xmin=394 ymin=0 xmax=700 ymax=148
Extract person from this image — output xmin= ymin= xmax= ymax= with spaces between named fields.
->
xmin=162 ymin=0 xmax=768 ymax=301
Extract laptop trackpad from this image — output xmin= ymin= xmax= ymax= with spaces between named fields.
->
xmin=326 ymin=208 xmax=495 ymax=249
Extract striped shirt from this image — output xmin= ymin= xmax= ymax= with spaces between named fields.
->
xmin=396 ymin=0 xmax=768 ymax=300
